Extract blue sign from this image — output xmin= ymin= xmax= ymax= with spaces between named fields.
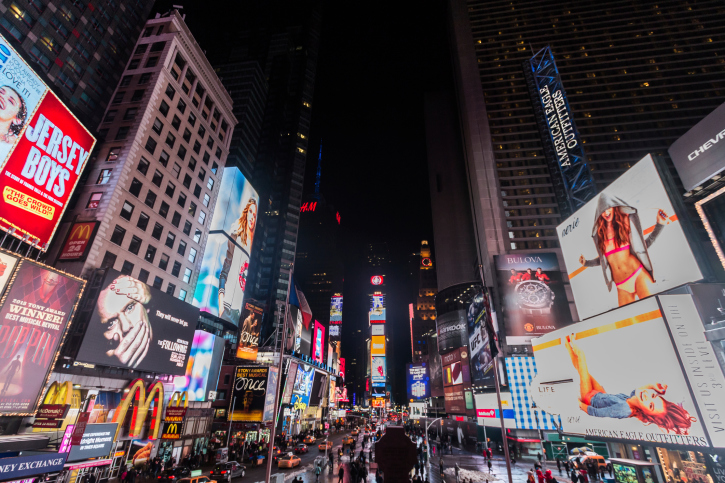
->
xmin=406 ymin=363 xmax=430 ymax=400
xmin=0 ymin=453 xmax=68 ymax=480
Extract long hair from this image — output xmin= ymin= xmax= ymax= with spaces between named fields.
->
xmin=630 ymin=399 xmax=696 ymax=435
xmin=3 ymin=86 xmax=27 ymax=136
xmin=231 ymin=198 xmax=257 ymax=246
xmin=596 ymin=206 xmax=631 ymax=254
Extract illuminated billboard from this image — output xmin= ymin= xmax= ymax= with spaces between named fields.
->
xmin=76 ymin=269 xmax=197 ymax=375
xmin=557 ymin=155 xmax=702 ymax=320
xmin=371 ymin=335 xmax=386 ymax=356
xmin=229 ymin=366 xmax=270 ymax=422
xmin=371 ymin=356 xmax=386 ymax=384
xmin=172 ymin=330 xmax=225 ymax=401
xmin=436 ymin=310 xmax=468 ymax=353
xmin=312 ymin=320 xmax=325 ymax=364
xmin=330 ymin=295 xmax=342 ymax=322
xmin=193 ymin=167 xmax=259 ymax=325
xmin=531 ymin=297 xmax=708 ymax=446
xmin=236 ymin=301 xmax=263 ymax=361
xmin=494 ymin=253 xmax=573 ymax=345
xmin=467 ymin=289 xmax=495 ymax=386
xmin=281 ymin=361 xmax=298 ymax=405
xmin=57 ymin=221 xmax=98 ymax=261
xmin=370 ymin=293 xmax=385 ymax=323
xmin=406 ymin=363 xmax=430 ymax=400
xmin=0 ymin=34 xmax=96 ymax=250
xmin=291 ymin=364 xmax=314 ymax=409
xmin=0 ymin=260 xmax=83 ymax=415
xmin=339 ymin=358 xmax=346 ymax=380
xmin=370 ymin=275 xmax=383 ymax=285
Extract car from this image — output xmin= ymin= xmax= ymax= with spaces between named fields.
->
xmin=294 ymin=443 xmax=309 ymax=454
xmin=318 ymin=440 xmax=333 ymax=451
xmin=303 ymin=435 xmax=316 ymax=444
xmin=210 ymin=461 xmax=245 ymax=479
xmin=342 ymin=436 xmax=354 ymax=445
xmin=351 ymin=429 xmax=359 ymax=436
xmin=177 ymin=478 xmax=218 ymax=483
xmin=277 ymin=453 xmax=301 ymax=468
xmin=157 ymin=467 xmax=191 ymax=481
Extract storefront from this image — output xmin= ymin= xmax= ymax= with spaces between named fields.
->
xmin=656 ymin=448 xmax=712 ymax=483
xmin=611 ymin=458 xmax=660 ymax=483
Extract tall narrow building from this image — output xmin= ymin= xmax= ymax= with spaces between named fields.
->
xmin=411 ymin=240 xmax=438 ymax=362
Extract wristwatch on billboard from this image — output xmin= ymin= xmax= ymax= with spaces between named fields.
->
xmin=515 ymin=280 xmax=555 ymax=315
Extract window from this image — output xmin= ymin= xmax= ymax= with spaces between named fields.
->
xmin=159 ymin=201 xmax=169 ymax=218
xmin=206 ymin=137 xmax=214 ymax=149
xmin=97 ymin=169 xmax=112 ymax=184
xmin=128 ymin=59 xmax=140 ymax=70
xmin=139 ymin=72 xmax=152 ymax=85
xmin=124 ymin=108 xmax=138 ymax=121
xmin=128 ymin=235 xmax=142 ymax=255
xmin=138 ymin=269 xmax=150 ymax=284
xmin=198 ymin=125 xmax=206 ymax=139
xmin=193 ymin=184 xmax=201 ymax=198
xmin=183 ymin=268 xmax=192 ymax=283
xmin=159 ymin=100 xmax=170 ymax=116
xmin=183 ymin=221 xmax=192 ymax=236
xmin=153 ymin=276 xmax=163 ymax=290
xmin=165 ymin=232 xmax=176 ymax=248
xmin=137 ymin=212 xmax=150 ymax=231
xmin=121 ymin=260 xmax=134 ymax=275
xmin=145 ymin=137 xmax=157 ymax=154
xmin=177 ymin=145 xmax=187 ymax=160
xmin=134 ymin=44 xmax=148 ymax=55
xmin=171 ymin=115 xmax=181 ymax=130
xmin=165 ymin=182 xmax=176 ymax=198
xmin=131 ymin=90 xmax=144 ymax=102
xmin=178 ymin=240 xmax=187 ymax=256
xmin=188 ymin=248 xmax=197 ymax=263
xmin=151 ymin=222 xmax=163 ymax=240
xmin=203 ymin=193 xmax=210 ymax=207
xmin=107 ymin=147 xmax=122 ymax=162
xmin=183 ymin=129 xmax=191 ymax=143
xmin=97 ymin=128 xmax=108 ymax=141
xmin=215 ymin=147 xmax=222 ymax=158
xmin=29 ymin=45 xmax=51 ymax=70
xmin=178 ymin=289 xmax=187 ymax=301
xmin=177 ymin=99 xmax=187 ymax=114
xmin=198 ymin=169 xmax=205 ymax=181
xmin=145 ymin=190 xmax=157 ymax=208
xmin=172 ymin=163 xmax=181 ymax=179
xmin=129 ymin=178 xmax=143 ymax=197
xmin=211 ymin=162 xmax=218 ymax=175
xmin=197 ymin=211 xmax=206 ymax=225
xmin=193 ymin=229 xmax=202 ymax=243
xmin=159 ymin=253 xmax=169 ymax=271
xmin=188 ymin=201 xmax=197 ymax=217
xmin=57 ymin=71 xmax=75 ymax=92
xmin=120 ymin=201 xmax=134 ymax=220
xmin=145 ymin=57 xmax=159 ymax=68
xmin=9 ymin=4 xmax=36 ymax=29
xmin=165 ymin=83 xmax=176 ymax=100
xmin=188 ymin=112 xmax=196 ymax=126
xmin=171 ymin=261 xmax=181 ymax=277
xmin=193 ymin=141 xmax=201 ymax=154
xmin=115 ymin=126 xmax=129 ymax=140
xmin=104 ymin=110 xmax=117 ymax=123
xmin=171 ymin=211 xmax=181 ymax=227
xmin=145 ymin=245 xmax=157 ymax=263
xmin=165 ymin=132 xmax=176 ymax=148
xmin=202 ymin=152 xmax=210 ymax=165
xmin=110 ymin=225 xmax=126 ymax=245
xmin=189 ymin=157 xmax=197 ymax=171
xmin=152 ymin=118 xmax=163 ymax=135
xmin=143 ymin=27 xmax=153 ymax=37
xmin=166 ymin=283 xmax=176 ymax=296
xmin=177 ymin=193 xmax=187 ymax=208
xmin=150 ymin=41 xmax=166 ymax=52
xmin=183 ymin=174 xmax=192 ymax=189
xmin=101 ymin=251 xmax=117 ymax=269
xmin=112 ymin=92 xmax=125 ymax=104
xmin=86 ymin=192 xmax=103 ymax=209
xmin=159 ymin=150 xmax=170 ymax=167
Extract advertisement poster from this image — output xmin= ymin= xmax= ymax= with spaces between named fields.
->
xmin=0 ymin=261 xmax=82 ymax=414
xmin=370 ymin=294 xmax=385 ymax=323
xmin=67 ymin=422 xmax=118 ymax=462
xmin=686 ymin=284 xmax=725 ymax=378
xmin=557 ymin=155 xmax=702 ymax=320
xmin=281 ymin=361 xmax=298 ymax=405
xmin=530 ymin=298 xmax=709 ymax=446
xmin=0 ymin=34 xmax=96 ymax=250
xmin=309 ymin=371 xmax=327 ymax=407
xmin=172 ymin=331 xmax=225 ymax=402
xmin=474 ymin=391 xmax=515 ymax=428
xmin=291 ymin=364 xmax=314 ymax=409
xmin=436 ymin=310 xmax=468 ymax=354
xmin=371 ymin=356 xmax=386 ymax=383
xmin=371 ymin=335 xmax=385 ymax=356
xmin=236 ymin=301 xmax=263 ymax=361
xmin=0 ymin=251 xmax=19 ymax=297
xmin=262 ymin=366 xmax=278 ymax=422
xmin=76 ymin=269 xmax=198 ymax=375
xmin=494 ymin=253 xmax=572 ymax=345
xmin=444 ymin=386 xmax=465 ymax=414
xmin=467 ymin=289 xmax=496 ymax=385
xmin=230 ymin=366 xmax=269 ymax=422
xmin=330 ymin=294 xmax=342 ymax=342
xmin=290 ymin=305 xmax=312 ymax=356
xmin=192 ymin=167 xmax=259 ymax=325
xmin=57 ymin=222 xmax=98 ymax=261
xmin=427 ymin=333 xmax=444 ymax=397
xmin=406 ymin=363 xmax=430 ymax=400
xmin=312 ymin=320 xmax=325 ymax=363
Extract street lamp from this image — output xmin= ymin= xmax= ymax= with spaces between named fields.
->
xmin=531 ymin=402 xmax=546 ymax=463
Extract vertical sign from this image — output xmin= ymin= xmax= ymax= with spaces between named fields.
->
xmin=58 ymin=221 xmax=98 ymax=261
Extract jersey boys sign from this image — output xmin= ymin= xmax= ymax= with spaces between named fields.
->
xmin=0 ymin=34 xmax=95 ymax=249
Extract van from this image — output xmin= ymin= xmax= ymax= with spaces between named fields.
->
xmin=582 ymin=454 xmax=607 ymax=470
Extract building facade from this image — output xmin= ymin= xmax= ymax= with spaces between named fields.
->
xmin=411 ymin=240 xmax=438 ymax=362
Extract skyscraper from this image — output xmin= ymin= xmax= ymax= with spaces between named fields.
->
xmin=411 ymin=240 xmax=438 ymax=362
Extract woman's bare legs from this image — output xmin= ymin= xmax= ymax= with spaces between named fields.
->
xmin=565 ymin=335 xmax=604 ymax=404
xmin=634 ymin=269 xmax=654 ymax=301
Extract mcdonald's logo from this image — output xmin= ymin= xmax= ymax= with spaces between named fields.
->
xmin=161 ymin=421 xmax=182 ymax=440
xmin=59 ymin=222 xmax=98 ymax=261
xmin=112 ymin=379 xmax=164 ymax=441
xmin=165 ymin=391 xmax=188 ymax=422
xmin=42 ymin=381 xmax=74 ymax=406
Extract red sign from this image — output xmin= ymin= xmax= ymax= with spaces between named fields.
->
xmin=71 ymin=412 xmax=89 ymax=446
xmin=58 ymin=222 xmax=97 ymax=260
xmin=0 ymin=93 xmax=95 ymax=249
xmin=300 ymin=201 xmax=317 ymax=213
xmin=370 ymin=275 xmax=383 ymax=285
xmin=165 ymin=406 xmax=187 ymax=422
xmin=38 ymin=404 xmax=70 ymax=419
xmin=339 ymin=358 xmax=345 ymax=380
xmin=477 ymin=409 xmax=496 ymax=418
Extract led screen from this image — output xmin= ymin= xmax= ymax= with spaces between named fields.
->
xmin=229 ymin=366 xmax=269 ymax=422
xmin=76 ymin=269 xmax=198 ymax=375
xmin=406 ymin=363 xmax=430 ymax=400
xmin=172 ymin=330 xmax=225 ymax=401
xmin=467 ymin=289 xmax=495 ymax=386
xmin=236 ymin=301 xmax=263 ymax=361
xmin=291 ymin=364 xmax=314 ymax=409
xmin=371 ymin=335 xmax=385 ymax=356
xmin=312 ymin=320 xmax=325 ymax=363
xmin=193 ymin=167 xmax=259 ymax=325
xmin=370 ymin=294 xmax=385 ymax=323
xmin=371 ymin=356 xmax=386 ymax=384
xmin=0 ymin=34 xmax=96 ymax=250
xmin=557 ymin=155 xmax=702 ymax=320
xmin=436 ymin=309 xmax=468 ymax=353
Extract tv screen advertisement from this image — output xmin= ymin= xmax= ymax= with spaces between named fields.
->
xmin=281 ymin=361 xmax=298 ymax=405
xmin=557 ymin=154 xmax=702 ymax=320
xmin=436 ymin=310 xmax=468 ymax=354
xmin=291 ymin=364 xmax=314 ymax=409
xmin=192 ymin=167 xmax=259 ymax=325
xmin=230 ymin=366 xmax=269 ymax=422
xmin=236 ymin=301 xmax=263 ymax=361
xmin=330 ymin=295 xmax=342 ymax=322
xmin=312 ymin=320 xmax=325 ymax=363
xmin=67 ymin=422 xmax=118 ymax=462
xmin=370 ymin=294 xmax=385 ymax=323
xmin=371 ymin=335 xmax=385 ymax=356
xmin=427 ymin=333 xmax=444 ymax=398
xmin=0 ymin=260 xmax=83 ymax=415
xmin=172 ymin=331 xmax=225 ymax=402
xmin=76 ymin=269 xmax=198 ymax=375
xmin=262 ymin=366 xmax=278 ymax=423
xmin=467 ymin=289 xmax=496 ymax=386
xmin=290 ymin=305 xmax=312 ymax=356
xmin=371 ymin=356 xmax=386 ymax=384
xmin=309 ymin=371 xmax=327 ymax=407
xmin=406 ymin=363 xmax=430 ymax=400
xmin=494 ymin=253 xmax=573 ymax=345
xmin=530 ymin=297 xmax=709 ymax=447
xmin=0 ymin=34 xmax=96 ymax=250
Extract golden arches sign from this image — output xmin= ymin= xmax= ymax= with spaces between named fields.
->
xmin=42 ymin=381 xmax=73 ymax=406
xmin=169 ymin=391 xmax=188 ymax=408
xmin=112 ymin=379 xmax=164 ymax=441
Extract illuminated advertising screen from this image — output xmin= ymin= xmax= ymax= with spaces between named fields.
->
xmin=475 ymin=392 xmax=515 ymax=428
xmin=57 ymin=221 xmax=98 ymax=261
xmin=67 ymin=422 xmax=118 ymax=462
xmin=330 ymin=295 xmax=342 ymax=322
xmin=0 ymin=251 xmax=19 ymax=296
xmin=0 ymin=260 xmax=83 ymax=415
xmin=467 ymin=289 xmax=495 ymax=386
xmin=370 ymin=293 xmax=385 ymax=323
xmin=494 ymin=253 xmax=573 ymax=345
xmin=291 ymin=364 xmax=314 ymax=409
xmin=76 ymin=269 xmax=198 ymax=375
xmin=557 ymin=155 xmax=702 ymax=320
xmin=312 ymin=320 xmax=325 ymax=363
xmin=193 ymin=167 xmax=259 ymax=325
xmin=531 ymin=297 xmax=708 ymax=447
xmin=444 ymin=386 xmax=465 ymax=414
xmin=371 ymin=335 xmax=386 ymax=356
xmin=236 ymin=301 xmax=263 ymax=361
xmin=262 ymin=366 xmax=278 ymax=423
xmin=229 ymin=366 xmax=269 ymax=422
xmin=0 ymin=34 xmax=96 ymax=250
xmin=329 ymin=325 xmax=340 ymax=340
xmin=406 ymin=363 xmax=430 ymax=400
xmin=371 ymin=325 xmax=384 ymax=336
xmin=436 ymin=309 xmax=468 ymax=353
xmin=309 ymin=371 xmax=327 ymax=407
xmin=290 ymin=305 xmax=312 ymax=356
xmin=371 ymin=356 xmax=386 ymax=384
xmin=685 ymin=284 xmax=725 ymax=380
xmin=172 ymin=331 xmax=225 ymax=402
xmin=427 ymin=333 xmax=444 ymax=397
xmin=339 ymin=358 xmax=345 ymax=380
xmin=281 ymin=361 xmax=298 ymax=405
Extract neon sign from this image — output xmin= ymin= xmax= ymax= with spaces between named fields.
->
xmin=300 ymin=201 xmax=317 ymax=213
xmin=371 ymin=275 xmax=383 ymax=285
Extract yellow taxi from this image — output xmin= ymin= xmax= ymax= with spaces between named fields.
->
xmin=277 ymin=453 xmax=301 ymax=469
xmin=342 ymin=436 xmax=354 ymax=445
xmin=303 ymin=435 xmax=316 ymax=444
xmin=351 ymin=429 xmax=359 ymax=436
xmin=178 ymin=477 xmax=218 ymax=483
xmin=318 ymin=440 xmax=333 ymax=451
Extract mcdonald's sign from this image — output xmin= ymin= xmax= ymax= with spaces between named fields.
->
xmin=58 ymin=222 xmax=98 ymax=261
xmin=161 ymin=421 xmax=182 ymax=440
xmin=165 ymin=391 xmax=188 ymax=422
xmin=111 ymin=379 xmax=164 ymax=441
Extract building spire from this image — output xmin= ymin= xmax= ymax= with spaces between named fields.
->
xmin=314 ymin=141 xmax=322 ymax=198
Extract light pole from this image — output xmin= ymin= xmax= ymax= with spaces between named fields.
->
xmin=531 ymin=402 xmax=546 ymax=464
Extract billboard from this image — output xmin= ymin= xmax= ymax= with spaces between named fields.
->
xmin=371 ymin=325 xmax=384 ymax=336
xmin=309 ymin=370 xmax=327 ymax=407
xmin=371 ymin=356 xmax=386 ymax=384
xmin=0 ymin=261 xmax=83 ymax=414
xmin=230 ymin=366 xmax=269 ymax=422
xmin=172 ymin=330 xmax=225 ymax=401
xmin=339 ymin=358 xmax=345 ymax=380
xmin=371 ymin=335 xmax=386 ymax=356
xmin=0 ymin=251 xmax=19 ymax=296
xmin=236 ymin=301 xmax=263 ymax=361
xmin=428 ymin=333 xmax=444 ymax=398
xmin=262 ymin=366 xmax=278 ymax=422
xmin=444 ymin=386 xmax=465 ymax=414
xmin=57 ymin=221 xmax=98 ymax=261
xmin=531 ymin=298 xmax=708 ymax=446
xmin=193 ymin=167 xmax=259 ymax=325
xmin=436 ymin=309 xmax=468 ymax=354
xmin=494 ymin=253 xmax=573 ymax=345
xmin=505 ymin=356 xmax=562 ymax=431
xmin=406 ymin=363 xmax=430 ymax=400
xmin=467 ymin=289 xmax=496 ymax=386
xmin=291 ymin=305 xmax=312 ymax=356
xmin=686 ymin=284 xmax=725 ymax=379
xmin=330 ymin=295 xmax=342 ymax=342
xmin=0 ymin=34 xmax=96 ymax=250
xmin=668 ymin=101 xmax=725 ymax=192
xmin=291 ymin=363 xmax=314 ymax=409
xmin=475 ymin=392 xmax=515 ymax=428
xmin=312 ymin=320 xmax=325 ymax=363
xmin=557 ymin=155 xmax=702 ymax=320
xmin=281 ymin=361 xmax=298 ymax=405
xmin=370 ymin=293 xmax=385 ymax=323
xmin=67 ymin=422 xmax=117 ymax=462
xmin=76 ymin=269 xmax=198 ymax=375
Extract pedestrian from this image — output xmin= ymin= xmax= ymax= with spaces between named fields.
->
xmin=329 ymin=451 xmax=334 ymax=468
xmin=571 ymin=469 xmax=579 ymax=483
xmin=338 ymin=465 xmax=345 ymax=482
xmin=537 ymin=467 xmax=545 ymax=483
xmin=488 ymin=447 xmax=492 ymax=459
xmin=440 ymin=459 xmax=444 ymax=477
xmin=315 ymin=463 xmax=321 ymax=482
xmin=527 ymin=470 xmax=536 ymax=483
xmin=488 ymin=459 xmax=493 ymax=473
xmin=600 ymin=466 xmax=606 ymax=481
xmin=88 ymin=472 xmax=97 ymax=483
xmin=546 ymin=468 xmax=554 ymax=483
xmin=564 ymin=461 xmax=570 ymax=473
xmin=455 ymin=463 xmax=460 ymax=483
xmin=538 ymin=452 xmax=543 ymax=465
xmin=557 ymin=458 xmax=562 ymax=475
xmin=580 ymin=468 xmax=590 ymax=483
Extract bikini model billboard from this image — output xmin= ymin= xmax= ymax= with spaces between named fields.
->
xmin=530 ymin=297 xmax=709 ymax=447
xmin=557 ymin=155 xmax=702 ymax=320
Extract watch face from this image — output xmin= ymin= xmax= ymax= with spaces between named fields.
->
xmin=516 ymin=281 xmax=552 ymax=309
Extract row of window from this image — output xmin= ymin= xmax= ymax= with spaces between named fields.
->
xmin=101 ymin=249 xmax=187 ymax=300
